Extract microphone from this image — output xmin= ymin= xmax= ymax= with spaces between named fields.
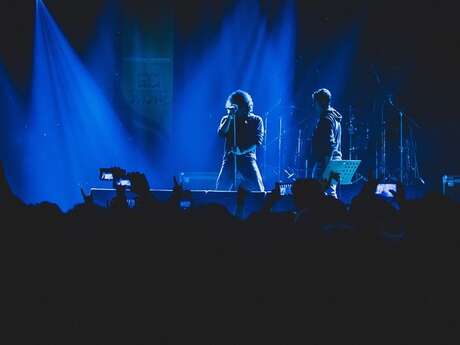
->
xmin=226 ymin=104 xmax=238 ymax=111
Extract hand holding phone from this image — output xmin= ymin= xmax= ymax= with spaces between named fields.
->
xmin=180 ymin=200 xmax=191 ymax=209
xmin=375 ymin=183 xmax=397 ymax=197
xmin=116 ymin=179 xmax=132 ymax=187
xmin=100 ymin=172 xmax=114 ymax=181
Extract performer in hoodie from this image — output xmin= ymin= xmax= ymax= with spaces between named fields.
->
xmin=310 ymin=88 xmax=342 ymax=198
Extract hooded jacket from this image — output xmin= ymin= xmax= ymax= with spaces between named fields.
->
xmin=311 ymin=107 xmax=342 ymax=163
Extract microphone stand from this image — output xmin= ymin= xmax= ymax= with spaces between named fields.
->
xmin=348 ymin=105 xmax=354 ymax=160
xmin=233 ymin=113 xmax=237 ymax=191
xmin=278 ymin=117 xmax=282 ymax=181
xmin=386 ymin=96 xmax=406 ymax=182
xmin=371 ymin=63 xmax=389 ymax=181
xmin=387 ymin=97 xmax=423 ymax=184
xmin=399 ymin=106 xmax=403 ymax=182
xmin=263 ymin=98 xmax=282 ymax=185
xmin=263 ymin=116 xmax=268 ymax=180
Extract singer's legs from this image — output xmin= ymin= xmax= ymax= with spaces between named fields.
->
xmin=216 ymin=157 xmax=234 ymax=191
xmin=238 ymin=156 xmax=265 ymax=192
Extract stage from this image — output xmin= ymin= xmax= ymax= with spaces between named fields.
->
xmin=91 ymin=182 xmax=428 ymax=216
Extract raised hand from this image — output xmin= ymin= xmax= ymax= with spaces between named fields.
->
xmin=261 ymin=182 xmax=282 ymax=213
xmin=80 ymin=187 xmax=93 ymax=205
xmin=361 ymin=173 xmax=378 ymax=196
xmin=173 ymin=176 xmax=183 ymax=194
xmin=390 ymin=181 xmax=406 ymax=203
xmin=170 ymin=176 xmax=184 ymax=207
xmin=109 ymin=166 xmax=126 ymax=179
xmin=128 ymin=172 xmax=150 ymax=196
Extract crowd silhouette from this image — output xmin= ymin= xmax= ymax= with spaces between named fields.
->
xmin=1 ymin=162 xmax=459 ymax=344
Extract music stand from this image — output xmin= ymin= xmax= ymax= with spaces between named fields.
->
xmin=322 ymin=160 xmax=361 ymax=185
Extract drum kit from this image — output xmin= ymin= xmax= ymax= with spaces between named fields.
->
xmin=262 ymin=101 xmax=423 ymax=186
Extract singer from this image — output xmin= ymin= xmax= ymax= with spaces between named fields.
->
xmin=216 ymin=90 xmax=265 ymax=191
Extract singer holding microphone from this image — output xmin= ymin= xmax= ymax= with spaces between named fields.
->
xmin=216 ymin=90 xmax=265 ymax=191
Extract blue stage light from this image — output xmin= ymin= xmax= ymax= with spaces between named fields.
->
xmin=24 ymin=0 xmax=148 ymax=210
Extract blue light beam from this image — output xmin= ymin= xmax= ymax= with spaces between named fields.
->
xmin=24 ymin=0 xmax=148 ymax=210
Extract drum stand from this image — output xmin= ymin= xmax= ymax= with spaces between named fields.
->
xmin=347 ymin=105 xmax=367 ymax=183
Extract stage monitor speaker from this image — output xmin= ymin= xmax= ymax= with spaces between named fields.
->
xmin=442 ymin=175 xmax=460 ymax=203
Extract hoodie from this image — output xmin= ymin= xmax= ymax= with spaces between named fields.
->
xmin=311 ymin=107 xmax=342 ymax=163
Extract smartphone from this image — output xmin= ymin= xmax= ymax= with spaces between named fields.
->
xmin=180 ymin=200 xmax=192 ymax=209
xmin=278 ymin=182 xmax=292 ymax=196
xmin=100 ymin=172 xmax=113 ymax=181
xmin=376 ymin=183 xmax=396 ymax=197
xmin=116 ymin=179 xmax=132 ymax=187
